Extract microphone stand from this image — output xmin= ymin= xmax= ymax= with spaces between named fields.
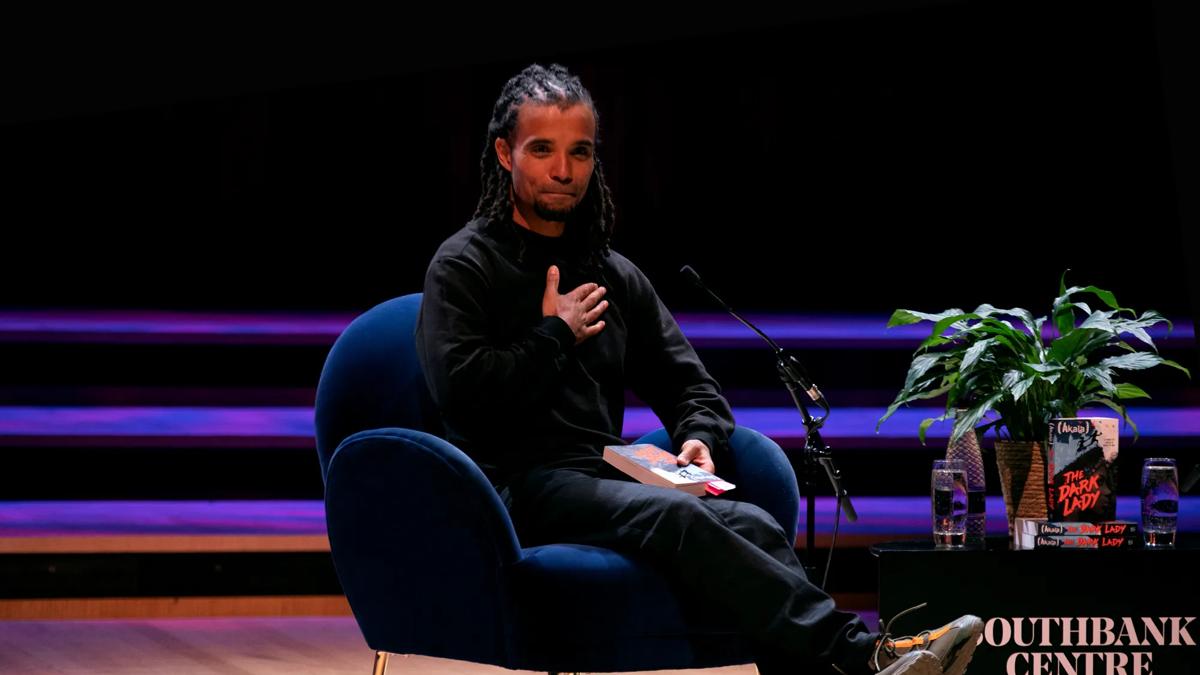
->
xmin=776 ymin=347 xmax=859 ymax=580
xmin=682 ymin=267 xmax=857 ymax=581
xmin=1183 ymin=462 xmax=1200 ymax=494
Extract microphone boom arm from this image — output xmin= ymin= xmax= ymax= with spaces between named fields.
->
xmin=680 ymin=265 xmax=858 ymax=581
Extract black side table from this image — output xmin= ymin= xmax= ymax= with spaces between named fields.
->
xmin=872 ymin=536 xmax=1199 ymax=674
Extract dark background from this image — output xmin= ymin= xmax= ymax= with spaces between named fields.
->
xmin=3 ymin=2 xmax=1197 ymax=337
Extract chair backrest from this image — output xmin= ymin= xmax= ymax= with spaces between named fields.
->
xmin=314 ymin=293 xmax=443 ymax=481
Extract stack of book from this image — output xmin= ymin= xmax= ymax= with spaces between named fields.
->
xmin=1014 ymin=518 xmax=1139 ymax=549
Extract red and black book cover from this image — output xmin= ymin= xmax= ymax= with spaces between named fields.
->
xmin=1033 ymin=534 xmax=1136 ymax=549
xmin=1046 ymin=418 xmax=1119 ymax=521
xmin=1031 ymin=520 xmax=1137 ymax=537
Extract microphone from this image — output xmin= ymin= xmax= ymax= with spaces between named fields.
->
xmin=680 ymin=265 xmax=824 ymax=404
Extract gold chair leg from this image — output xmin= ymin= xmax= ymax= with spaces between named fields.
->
xmin=372 ymin=651 xmax=390 ymax=675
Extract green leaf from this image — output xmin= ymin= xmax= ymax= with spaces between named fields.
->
xmin=1011 ymin=374 xmax=1036 ymax=402
xmin=1088 ymin=397 xmax=1140 ymax=443
xmin=1114 ymin=383 xmax=1151 ymax=400
xmin=1002 ymin=369 xmax=1022 ymax=390
xmin=1059 ymin=269 xmax=1070 ymax=296
xmin=1048 ymin=328 xmax=1110 ymax=364
xmin=1053 ymin=304 xmax=1075 ymax=337
xmin=1076 ymin=285 xmax=1122 ymax=311
xmin=878 ymin=372 xmax=958 ymax=432
xmin=1007 ymin=307 xmax=1038 ymax=336
xmin=1079 ymin=310 xmax=1115 ymax=333
xmin=1117 ymin=325 xmax=1156 ymax=352
xmin=909 ymin=381 xmax=955 ymax=401
xmin=1081 ymin=365 xmax=1115 ymax=395
xmin=887 ymin=308 xmax=965 ymax=328
xmin=976 ymin=419 xmax=1003 ymax=441
xmin=930 ymin=312 xmax=979 ymax=338
xmin=960 ymin=338 xmax=996 ymax=373
xmin=917 ymin=335 xmax=954 ymax=351
xmin=1099 ymin=352 xmax=1163 ymax=372
xmin=1142 ymin=310 xmax=1173 ymax=333
xmin=1158 ymin=358 xmax=1192 ymax=378
xmin=950 ymin=391 xmax=1005 ymax=443
xmin=918 ymin=415 xmax=948 ymax=445
xmin=876 ymin=399 xmax=905 ymax=431
xmin=1109 ymin=310 xmax=1171 ymax=351
xmin=903 ymin=354 xmax=943 ymax=391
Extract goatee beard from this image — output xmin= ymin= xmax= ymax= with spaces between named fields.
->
xmin=533 ymin=201 xmax=576 ymax=222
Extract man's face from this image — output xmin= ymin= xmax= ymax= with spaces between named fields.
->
xmin=495 ymin=102 xmax=597 ymax=230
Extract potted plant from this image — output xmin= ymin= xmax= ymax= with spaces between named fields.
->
xmin=876 ymin=271 xmax=1190 ymax=531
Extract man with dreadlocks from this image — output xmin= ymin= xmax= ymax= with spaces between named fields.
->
xmin=415 ymin=64 xmax=980 ymax=675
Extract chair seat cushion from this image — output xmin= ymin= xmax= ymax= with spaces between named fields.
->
xmin=507 ymin=543 xmax=755 ymax=671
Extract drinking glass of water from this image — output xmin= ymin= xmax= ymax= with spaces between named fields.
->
xmin=932 ymin=459 xmax=968 ymax=548
xmin=1142 ymin=457 xmax=1179 ymax=548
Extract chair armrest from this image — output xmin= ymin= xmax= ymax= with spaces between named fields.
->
xmin=324 ymin=427 xmax=520 ymax=663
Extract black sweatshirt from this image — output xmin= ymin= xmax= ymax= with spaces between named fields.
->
xmin=414 ymin=216 xmax=735 ymax=489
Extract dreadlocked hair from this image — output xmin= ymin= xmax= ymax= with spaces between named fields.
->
xmin=473 ymin=63 xmax=616 ymax=274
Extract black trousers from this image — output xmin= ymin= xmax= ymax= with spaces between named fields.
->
xmin=503 ymin=456 xmax=877 ymax=675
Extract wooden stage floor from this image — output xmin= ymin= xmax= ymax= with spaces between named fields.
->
xmin=0 ymin=616 xmax=758 ymax=674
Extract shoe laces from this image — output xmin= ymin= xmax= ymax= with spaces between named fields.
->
xmin=871 ymin=602 xmax=929 ymax=672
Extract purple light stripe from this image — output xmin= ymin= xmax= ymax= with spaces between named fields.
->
xmin=1 ymin=497 xmax=1194 ymax=537
xmin=0 ymin=310 xmax=356 ymax=345
xmin=0 ymin=407 xmax=314 ymax=438
xmin=0 ymin=500 xmax=325 ymax=536
xmin=672 ymin=313 xmax=1193 ymax=349
xmin=626 ymin=407 xmax=1200 ymax=440
xmin=3 ymin=310 xmax=1191 ymax=349
xmin=2 ymin=406 xmax=1198 ymax=442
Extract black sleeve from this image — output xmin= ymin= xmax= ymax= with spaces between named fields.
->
xmin=623 ymin=264 xmax=735 ymax=457
xmin=415 ymin=255 xmax=575 ymax=424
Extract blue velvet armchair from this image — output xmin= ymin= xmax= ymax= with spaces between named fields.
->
xmin=315 ymin=293 xmax=801 ymax=674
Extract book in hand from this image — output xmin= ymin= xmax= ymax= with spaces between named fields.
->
xmin=603 ymin=444 xmax=736 ymax=497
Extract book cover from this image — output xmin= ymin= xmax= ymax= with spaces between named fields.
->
xmin=1014 ymin=518 xmax=1138 ymax=549
xmin=1018 ymin=518 xmax=1138 ymax=538
xmin=1032 ymin=534 xmax=1136 ymax=549
xmin=1046 ymin=418 xmax=1119 ymax=521
xmin=602 ymin=444 xmax=736 ymax=497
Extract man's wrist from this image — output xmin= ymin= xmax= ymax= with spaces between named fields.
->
xmin=538 ymin=315 xmax=575 ymax=352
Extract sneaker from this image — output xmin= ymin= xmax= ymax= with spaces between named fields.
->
xmin=872 ymin=604 xmax=983 ymax=675
xmin=832 ymin=649 xmax=940 ymax=675
xmin=875 ymin=650 xmax=942 ymax=674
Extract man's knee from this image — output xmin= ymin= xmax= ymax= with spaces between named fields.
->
xmin=711 ymin=499 xmax=789 ymax=541
xmin=630 ymin=490 xmax=719 ymax=537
